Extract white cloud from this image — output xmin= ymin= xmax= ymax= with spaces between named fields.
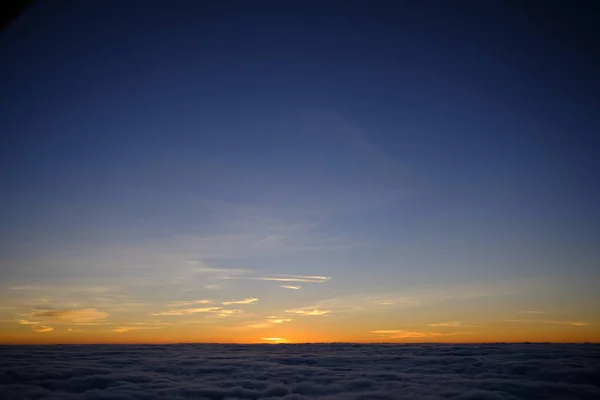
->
xmin=280 ymin=285 xmax=301 ymax=290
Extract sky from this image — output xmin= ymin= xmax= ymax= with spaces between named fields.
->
xmin=0 ymin=0 xmax=598 ymax=344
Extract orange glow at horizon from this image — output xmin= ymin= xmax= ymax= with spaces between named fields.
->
xmin=1 ymin=319 xmax=598 ymax=345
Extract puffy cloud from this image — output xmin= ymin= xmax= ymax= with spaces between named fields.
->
xmin=222 ymin=298 xmax=258 ymax=305
xmin=1 ymin=343 xmax=599 ymax=399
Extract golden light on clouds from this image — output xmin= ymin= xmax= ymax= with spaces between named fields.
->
xmin=112 ymin=326 xmax=162 ymax=333
xmin=370 ymin=330 xmax=460 ymax=339
xmin=32 ymin=325 xmax=54 ymax=333
xmin=286 ymin=308 xmax=330 ymax=316
xmin=217 ymin=309 xmax=243 ymax=317
xmin=19 ymin=319 xmax=41 ymax=325
xmin=1 ymin=277 xmax=598 ymax=344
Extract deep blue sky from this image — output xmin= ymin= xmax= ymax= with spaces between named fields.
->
xmin=0 ymin=1 xmax=598 ymax=343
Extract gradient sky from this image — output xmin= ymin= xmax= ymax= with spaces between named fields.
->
xmin=1 ymin=1 xmax=598 ymax=344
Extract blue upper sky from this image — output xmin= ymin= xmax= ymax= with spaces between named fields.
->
xmin=0 ymin=1 xmax=598 ymax=343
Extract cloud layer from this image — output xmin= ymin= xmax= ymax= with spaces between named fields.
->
xmin=1 ymin=344 xmax=599 ymax=399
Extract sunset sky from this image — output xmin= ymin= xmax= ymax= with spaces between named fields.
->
xmin=0 ymin=1 xmax=598 ymax=344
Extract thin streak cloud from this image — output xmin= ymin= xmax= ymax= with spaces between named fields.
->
xmin=167 ymin=299 xmax=213 ymax=307
xmin=222 ymin=298 xmax=258 ymax=305
xmin=224 ymin=275 xmax=330 ymax=283
xmin=26 ymin=308 xmax=108 ymax=325
xmin=286 ymin=308 xmax=330 ymax=316
xmin=504 ymin=319 xmax=589 ymax=326
xmin=112 ymin=326 xmax=163 ymax=333
xmin=31 ymin=325 xmax=53 ymax=333
xmin=428 ymin=321 xmax=462 ymax=327
xmin=152 ymin=307 xmax=222 ymax=316
xmin=516 ymin=310 xmax=547 ymax=314
xmin=18 ymin=319 xmax=41 ymax=325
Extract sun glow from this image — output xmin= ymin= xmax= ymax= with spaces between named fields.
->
xmin=261 ymin=337 xmax=287 ymax=343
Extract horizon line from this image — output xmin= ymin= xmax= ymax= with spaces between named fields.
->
xmin=1 ymin=340 xmax=598 ymax=346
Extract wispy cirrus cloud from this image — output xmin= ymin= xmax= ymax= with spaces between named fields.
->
xmin=25 ymin=308 xmax=108 ymax=325
xmin=18 ymin=319 xmax=41 ymax=325
xmin=224 ymin=275 xmax=330 ymax=283
xmin=152 ymin=307 xmax=221 ymax=316
xmin=289 ymin=280 xmax=534 ymax=317
xmin=280 ymin=285 xmax=301 ymax=290
xmin=370 ymin=329 xmax=478 ymax=339
xmin=246 ymin=316 xmax=293 ymax=329
xmin=504 ymin=319 xmax=589 ymax=326
xmin=516 ymin=310 xmax=547 ymax=314
xmin=31 ymin=325 xmax=54 ymax=333
xmin=222 ymin=298 xmax=258 ymax=305
xmin=217 ymin=309 xmax=243 ymax=317
xmin=112 ymin=326 xmax=163 ymax=333
xmin=286 ymin=308 xmax=330 ymax=316
xmin=370 ymin=330 xmax=445 ymax=339
xmin=428 ymin=321 xmax=462 ymax=327
xmin=167 ymin=299 xmax=213 ymax=307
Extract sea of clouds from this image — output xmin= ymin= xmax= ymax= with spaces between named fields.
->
xmin=1 ymin=343 xmax=599 ymax=400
